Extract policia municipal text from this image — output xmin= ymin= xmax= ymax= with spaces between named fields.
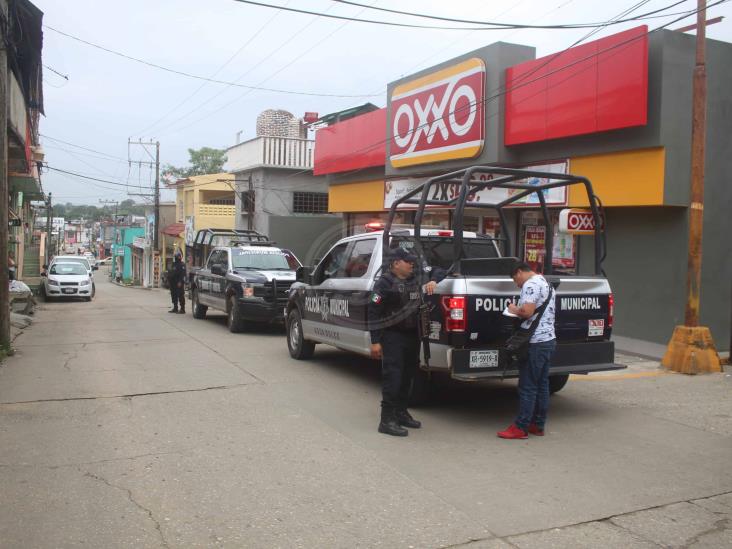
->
xmin=367 ymin=248 xmax=444 ymax=437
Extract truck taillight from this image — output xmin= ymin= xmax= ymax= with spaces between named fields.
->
xmin=441 ymin=295 xmax=466 ymax=332
xmin=608 ymin=293 xmax=614 ymax=328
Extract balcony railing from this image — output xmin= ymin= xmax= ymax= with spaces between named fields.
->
xmin=225 ymin=136 xmax=314 ymax=172
xmin=197 ymin=204 xmax=236 ymax=217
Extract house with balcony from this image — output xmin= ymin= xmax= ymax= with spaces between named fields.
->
xmin=167 ymin=173 xmax=236 ymax=263
xmin=224 ymin=109 xmax=341 ymax=264
xmin=5 ymin=0 xmax=44 ymax=292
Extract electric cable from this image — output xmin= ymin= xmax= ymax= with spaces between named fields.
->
xmin=328 ymin=0 xmax=691 ymax=29
xmin=44 ymin=25 xmax=380 ymax=98
xmin=40 ymin=134 xmax=130 ymax=162
xmin=151 ymin=0 xmax=347 ymax=137
xmin=133 ymin=1 xmax=292 ymax=139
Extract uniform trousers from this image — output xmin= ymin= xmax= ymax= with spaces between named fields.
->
xmin=380 ymin=330 xmax=419 ymax=412
xmin=169 ymin=283 xmax=185 ymax=310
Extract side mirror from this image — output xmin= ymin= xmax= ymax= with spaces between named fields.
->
xmin=296 ymin=266 xmax=311 ymax=283
xmin=211 ymin=264 xmax=226 ymax=276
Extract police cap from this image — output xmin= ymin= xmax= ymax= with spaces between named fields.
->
xmin=390 ymin=247 xmax=417 ymax=263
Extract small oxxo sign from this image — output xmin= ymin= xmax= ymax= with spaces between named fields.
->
xmin=558 ymin=208 xmax=605 ymax=235
xmin=389 ymin=57 xmax=485 ymax=168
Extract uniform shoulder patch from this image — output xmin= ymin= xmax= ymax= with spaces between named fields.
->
xmin=371 ymin=293 xmax=382 ymax=304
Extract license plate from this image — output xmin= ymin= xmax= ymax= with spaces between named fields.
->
xmin=469 ymin=350 xmax=499 ymax=368
xmin=588 ymin=319 xmax=605 ymax=337
xmin=62 ymin=288 xmax=76 ymax=294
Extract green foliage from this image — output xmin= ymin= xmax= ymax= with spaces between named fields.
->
xmin=51 ymin=201 xmax=146 ymax=221
xmin=162 ymin=147 xmax=227 ymax=180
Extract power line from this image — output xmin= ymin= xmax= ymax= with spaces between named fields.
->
xmin=43 ymin=25 xmax=380 ymax=99
xmin=40 ymin=134 xmax=130 ymax=162
xmin=45 ymin=166 xmax=153 ymax=190
xmin=134 ymin=0 xmax=293 ymax=137
xmin=151 ymin=1 xmax=344 ymax=136
xmin=158 ymin=0 xmax=373 ymax=137
xmin=328 ymin=0 xmax=691 ymax=29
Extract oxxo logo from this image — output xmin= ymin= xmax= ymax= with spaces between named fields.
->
xmin=389 ymin=58 xmax=485 ymax=168
xmin=559 ymin=209 xmax=605 ymax=235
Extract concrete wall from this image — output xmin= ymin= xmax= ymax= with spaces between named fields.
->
xmin=268 ymin=216 xmax=344 ymax=266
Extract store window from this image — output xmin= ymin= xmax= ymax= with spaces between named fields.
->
xmin=518 ymin=210 xmax=576 ymax=274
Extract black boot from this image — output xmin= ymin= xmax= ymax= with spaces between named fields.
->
xmin=168 ymin=307 xmax=178 ymax=313
xmin=378 ymin=408 xmax=408 ymax=437
xmin=396 ymin=409 xmax=421 ymax=429
xmin=177 ymin=307 xmax=185 ymax=314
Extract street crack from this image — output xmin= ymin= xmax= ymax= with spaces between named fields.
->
xmin=0 ymin=382 xmax=256 ymax=406
xmin=83 ymin=470 xmax=169 ymax=548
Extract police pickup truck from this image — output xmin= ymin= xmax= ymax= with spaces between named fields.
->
xmin=285 ymin=166 xmax=623 ymax=403
xmin=190 ymin=244 xmax=301 ymax=332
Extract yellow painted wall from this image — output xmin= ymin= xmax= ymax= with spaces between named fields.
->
xmin=329 ymin=180 xmax=384 ymax=213
xmin=568 ymin=148 xmax=666 ymax=207
xmin=175 ymin=173 xmax=235 ymax=230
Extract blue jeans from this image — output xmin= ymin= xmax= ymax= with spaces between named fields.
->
xmin=515 ymin=339 xmax=556 ymax=430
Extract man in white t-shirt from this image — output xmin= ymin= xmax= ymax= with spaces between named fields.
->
xmin=498 ymin=262 xmax=556 ymax=440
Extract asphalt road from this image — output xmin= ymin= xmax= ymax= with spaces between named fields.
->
xmin=1 ymin=273 xmax=731 ymax=548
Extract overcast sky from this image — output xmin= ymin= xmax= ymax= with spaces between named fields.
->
xmin=35 ymin=0 xmax=732 ymax=205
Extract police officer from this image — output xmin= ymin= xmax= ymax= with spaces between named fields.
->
xmin=368 ymin=247 xmax=442 ymax=437
xmin=168 ymin=250 xmax=186 ymax=314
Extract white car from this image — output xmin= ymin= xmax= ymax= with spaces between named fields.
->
xmin=42 ymin=262 xmax=94 ymax=301
xmin=48 ymin=256 xmax=96 ymax=297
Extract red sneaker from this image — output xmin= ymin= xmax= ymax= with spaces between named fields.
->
xmin=527 ymin=423 xmax=545 ymax=436
xmin=497 ymin=424 xmax=528 ymax=439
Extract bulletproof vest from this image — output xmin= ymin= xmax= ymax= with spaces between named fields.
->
xmin=380 ymin=272 xmax=421 ymax=331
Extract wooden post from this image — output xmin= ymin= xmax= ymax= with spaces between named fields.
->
xmin=0 ymin=0 xmax=10 ymax=352
xmin=662 ymin=0 xmax=721 ymax=374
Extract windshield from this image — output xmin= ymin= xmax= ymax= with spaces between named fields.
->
xmin=55 ymin=257 xmax=90 ymax=270
xmin=50 ymin=263 xmax=87 ymax=275
xmin=232 ymin=249 xmax=291 ymax=270
xmin=391 ymin=236 xmax=499 ymax=270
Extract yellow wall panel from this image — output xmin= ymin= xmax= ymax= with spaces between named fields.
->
xmin=329 ymin=180 xmax=384 ymax=212
xmin=568 ymin=148 xmax=665 ymax=207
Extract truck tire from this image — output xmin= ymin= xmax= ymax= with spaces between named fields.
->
xmin=287 ymin=309 xmax=315 ymax=360
xmin=549 ymin=374 xmax=569 ymax=394
xmin=227 ymin=296 xmax=245 ymax=333
xmin=407 ymin=368 xmax=433 ymax=407
xmin=192 ymin=290 xmax=207 ymax=319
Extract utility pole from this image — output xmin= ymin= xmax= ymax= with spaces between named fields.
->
xmin=45 ymin=192 xmax=52 ymax=265
xmin=154 ymin=141 xmax=160 ymax=252
xmin=662 ymin=0 xmax=721 ymax=374
xmin=0 ymin=0 xmax=10 ymax=352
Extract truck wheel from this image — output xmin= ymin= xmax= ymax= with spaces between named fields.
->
xmin=192 ymin=290 xmax=207 ymax=319
xmin=227 ymin=296 xmax=245 ymax=333
xmin=407 ymin=368 xmax=433 ymax=406
xmin=549 ymin=374 xmax=570 ymax=394
xmin=287 ymin=309 xmax=314 ymax=360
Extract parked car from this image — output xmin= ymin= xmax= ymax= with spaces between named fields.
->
xmin=42 ymin=262 xmax=94 ymax=301
xmin=47 ymin=256 xmax=96 ymax=298
xmin=97 ymin=257 xmax=112 ymax=266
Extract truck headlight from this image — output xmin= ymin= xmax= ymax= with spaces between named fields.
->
xmin=242 ymin=284 xmax=254 ymax=297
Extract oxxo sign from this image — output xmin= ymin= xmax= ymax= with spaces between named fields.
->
xmin=559 ymin=208 xmax=605 ymax=235
xmin=389 ymin=57 xmax=485 ymax=168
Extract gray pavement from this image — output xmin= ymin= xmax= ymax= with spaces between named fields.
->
xmin=1 ymin=272 xmax=731 ymax=548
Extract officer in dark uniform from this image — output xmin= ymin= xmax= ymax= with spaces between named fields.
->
xmin=368 ymin=247 xmax=443 ymax=437
xmin=168 ymin=250 xmax=186 ymax=314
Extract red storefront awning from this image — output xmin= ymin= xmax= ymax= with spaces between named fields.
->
xmin=162 ymin=222 xmax=185 ymax=237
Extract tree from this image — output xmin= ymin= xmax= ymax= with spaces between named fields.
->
xmin=162 ymin=147 xmax=227 ymax=181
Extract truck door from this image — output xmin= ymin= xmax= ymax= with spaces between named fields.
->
xmin=198 ymin=250 xmax=220 ymax=306
xmin=209 ymin=249 xmax=229 ymax=310
xmin=301 ymin=241 xmax=350 ymax=345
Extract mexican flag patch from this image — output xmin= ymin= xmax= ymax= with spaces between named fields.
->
xmin=371 ymin=293 xmax=382 ymax=304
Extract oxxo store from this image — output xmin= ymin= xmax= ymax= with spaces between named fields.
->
xmin=315 ymin=26 xmax=731 ymax=349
